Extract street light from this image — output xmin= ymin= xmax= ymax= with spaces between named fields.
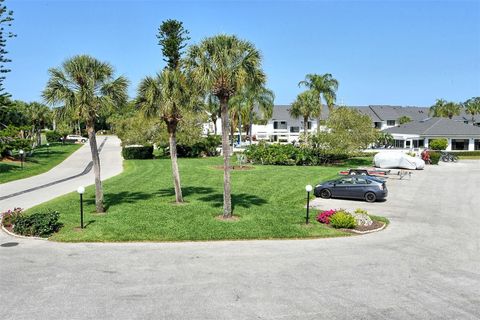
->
xmin=305 ymin=184 xmax=313 ymax=224
xmin=46 ymin=143 xmax=50 ymax=155
xmin=19 ymin=149 xmax=24 ymax=170
xmin=77 ymin=186 xmax=85 ymax=229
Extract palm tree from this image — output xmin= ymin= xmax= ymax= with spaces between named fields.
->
xmin=24 ymin=102 xmax=51 ymax=147
xmin=289 ymin=90 xmax=321 ymax=142
xmin=299 ymin=73 xmax=338 ymax=132
xmin=137 ymin=68 xmax=194 ymax=203
xmin=186 ymin=34 xmax=266 ymax=218
xmin=230 ymin=85 xmax=274 ymax=145
xmin=429 ymin=99 xmax=447 ymax=117
xmin=429 ymin=99 xmax=460 ymax=119
xmin=42 ymin=55 xmax=128 ymax=213
xmin=464 ymin=97 xmax=480 ymax=124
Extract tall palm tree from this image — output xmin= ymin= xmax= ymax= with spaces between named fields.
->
xmin=464 ymin=97 xmax=480 ymax=124
xmin=42 ymin=55 xmax=128 ymax=213
xmin=137 ymin=68 xmax=194 ymax=203
xmin=289 ymin=90 xmax=321 ymax=142
xmin=205 ymin=94 xmax=221 ymax=134
xmin=430 ymin=99 xmax=461 ymax=119
xmin=230 ymin=85 xmax=274 ymax=145
xmin=186 ymin=34 xmax=266 ymax=218
xmin=299 ymin=73 xmax=338 ymax=132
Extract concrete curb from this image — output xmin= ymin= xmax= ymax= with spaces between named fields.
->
xmin=348 ymin=221 xmax=387 ymax=234
xmin=1 ymin=224 xmax=48 ymax=241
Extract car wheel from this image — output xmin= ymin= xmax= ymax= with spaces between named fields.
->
xmin=319 ymin=189 xmax=332 ymax=199
xmin=365 ymin=192 xmax=376 ymax=203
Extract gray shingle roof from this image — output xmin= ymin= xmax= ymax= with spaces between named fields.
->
xmin=384 ymin=117 xmax=480 ymax=137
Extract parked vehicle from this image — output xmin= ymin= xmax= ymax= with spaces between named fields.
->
xmin=64 ymin=135 xmax=88 ymax=143
xmin=440 ymin=151 xmax=458 ymax=162
xmin=339 ymin=168 xmax=387 ymax=182
xmin=314 ymin=175 xmax=388 ymax=203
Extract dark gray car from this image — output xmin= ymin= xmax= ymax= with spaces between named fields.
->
xmin=314 ymin=175 xmax=388 ymax=202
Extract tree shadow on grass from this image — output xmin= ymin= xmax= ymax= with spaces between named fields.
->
xmin=156 ymin=186 xmax=216 ymax=198
xmin=0 ymin=163 xmax=19 ymax=173
xmin=85 ymin=191 xmax=155 ymax=210
xmin=198 ymin=193 xmax=267 ymax=210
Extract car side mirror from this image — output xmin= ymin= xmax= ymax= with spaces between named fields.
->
xmin=333 ymin=183 xmax=336 ymax=187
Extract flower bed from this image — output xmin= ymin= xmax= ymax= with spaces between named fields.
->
xmin=316 ymin=208 xmax=388 ymax=233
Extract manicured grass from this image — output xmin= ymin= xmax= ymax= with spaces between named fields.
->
xmin=0 ymin=143 xmax=82 ymax=184
xmin=27 ymin=157 xmax=374 ymax=242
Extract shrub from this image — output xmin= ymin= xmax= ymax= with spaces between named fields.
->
xmin=429 ymin=151 xmax=441 ymax=165
xmin=449 ymin=151 xmax=480 ymax=156
xmin=122 ymin=145 xmax=154 ymax=159
xmin=329 ymin=211 xmax=356 ymax=229
xmin=45 ymin=131 xmax=62 ymax=143
xmin=316 ymin=209 xmax=337 ymax=224
xmin=1 ymin=207 xmax=23 ymax=227
xmin=161 ymin=135 xmax=221 ymax=158
xmin=429 ymin=138 xmax=448 ymax=150
xmin=13 ymin=211 xmax=62 ymax=237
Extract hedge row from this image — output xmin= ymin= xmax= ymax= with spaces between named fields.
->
xmin=449 ymin=151 xmax=480 ymax=156
xmin=122 ymin=145 xmax=154 ymax=159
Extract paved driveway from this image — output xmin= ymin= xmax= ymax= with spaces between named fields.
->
xmin=0 ymin=135 xmax=123 ymax=212
xmin=0 ymin=161 xmax=479 ymax=319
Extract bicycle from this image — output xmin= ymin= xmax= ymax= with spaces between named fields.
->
xmin=440 ymin=151 xmax=459 ymax=162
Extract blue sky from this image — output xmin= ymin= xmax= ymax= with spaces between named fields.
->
xmin=5 ymin=0 xmax=480 ymax=107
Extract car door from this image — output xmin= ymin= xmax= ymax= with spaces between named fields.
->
xmin=332 ymin=177 xmax=354 ymax=198
xmin=349 ymin=177 xmax=369 ymax=199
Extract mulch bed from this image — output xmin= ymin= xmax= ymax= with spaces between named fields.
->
xmin=212 ymin=165 xmax=254 ymax=171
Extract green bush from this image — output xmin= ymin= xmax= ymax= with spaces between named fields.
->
xmin=329 ymin=211 xmax=356 ymax=229
xmin=244 ymin=142 xmax=349 ymax=166
xmin=1 ymin=208 xmax=23 ymax=227
xmin=449 ymin=151 xmax=480 ymax=156
xmin=45 ymin=131 xmax=62 ymax=143
xmin=13 ymin=211 xmax=62 ymax=237
xmin=429 ymin=138 xmax=448 ymax=150
xmin=122 ymin=145 xmax=154 ymax=159
xmin=161 ymin=135 xmax=221 ymax=158
xmin=429 ymin=151 xmax=441 ymax=165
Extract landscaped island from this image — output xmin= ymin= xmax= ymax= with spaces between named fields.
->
xmin=17 ymin=156 xmax=387 ymax=242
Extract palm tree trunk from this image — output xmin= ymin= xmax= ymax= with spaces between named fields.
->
xmin=167 ymin=122 xmax=183 ymax=203
xmin=213 ymin=116 xmax=217 ymax=135
xmin=304 ymin=115 xmax=309 ymax=143
xmin=238 ymin=112 xmax=242 ymax=145
xmin=87 ymin=122 xmax=104 ymax=213
xmin=249 ymin=110 xmax=253 ymax=145
xmin=317 ymin=96 xmax=322 ymax=134
xmin=220 ymin=97 xmax=232 ymax=218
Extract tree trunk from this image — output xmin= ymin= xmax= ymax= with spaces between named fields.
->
xmin=317 ymin=96 xmax=322 ymax=134
xmin=230 ymin=119 xmax=235 ymax=147
xmin=213 ymin=116 xmax=217 ymax=135
xmin=249 ymin=110 xmax=253 ymax=145
xmin=238 ymin=112 xmax=242 ymax=145
xmin=167 ymin=122 xmax=183 ymax=203
xmin=220 ymin=97 xmax=232 ymax=218
xmin=304 ymin=115 xmax=309 ymax=143
xmin=36 ymin=128 xmax=42 ymax=146
xmin=87 ymin=123 xmax=104 ymax=213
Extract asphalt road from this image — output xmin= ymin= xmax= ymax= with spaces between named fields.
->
xmin=1 ymin=160 xmax=479 ymax=319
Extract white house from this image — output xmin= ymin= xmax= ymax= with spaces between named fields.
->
xmin=384 ymin=117 xmax=480 ymax=151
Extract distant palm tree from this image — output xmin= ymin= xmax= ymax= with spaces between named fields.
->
xmin=289 ymin=90 xmax=321 ymax=142
xmin=24 ymin=102 xmax=51 ymax=147
xmin=137 ymin=69 xmax=196 ymax=203
xmin=205 ymin=94 xmax=221 ymax=135
xmin=464 ymin=97 xmax=480 ymax=124
xmin=43 ymin=55 xmax=128 ymax=213
xmin=299 ymin=73 xmax=338 ymax=132
xmin=186 ymin=34 xmax=266 ymax=218
xmin=230 ymin=85 xmax=274 ymax=145
xmin=429 ymin=99 xmax=461 ymax=119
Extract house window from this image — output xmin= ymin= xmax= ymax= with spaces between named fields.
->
xmin=475 ymin=139 xmax=480 ymax=150
xmin=394 ymin=140 xmax=404 ymax=148
xmin=290 ymin=126 xmax=300 ymax=133
xmin=374 ymin=122 xmax=382 ymax=129
xmin=301 ymin=121 xmax=312 ymax=130
xmin=387 ymin=120 xmax=396 ymax=126
xmin=273 ymin=121 xmax=287 ymax=130
xmin=451 ymin=139 xmax=469 ymax=150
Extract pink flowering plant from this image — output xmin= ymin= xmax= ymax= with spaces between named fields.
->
xmin=316 ymin=209 xmax=337 ymax=224
xmin=1 ymin=208 xmax=23 ymax=227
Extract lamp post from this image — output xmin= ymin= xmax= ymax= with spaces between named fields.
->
xmin=46 ymin=143 xmax=50 ymax=155
xmin=77 ymin=186 xmax=85 ymax=229
xmin=19 ymin=149 xmax=24 ymax=170
xmin=305 ymin=185 xmax=313 ymax=224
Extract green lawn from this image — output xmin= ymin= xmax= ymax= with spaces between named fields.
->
xmin=27 ymin=157 xmax=375 ymax=242
xmin=0 ymin=143 xmax=82 ymax=184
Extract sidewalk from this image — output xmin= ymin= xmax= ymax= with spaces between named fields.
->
xmin=0 ymin=135 xmax=123 ymax=212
